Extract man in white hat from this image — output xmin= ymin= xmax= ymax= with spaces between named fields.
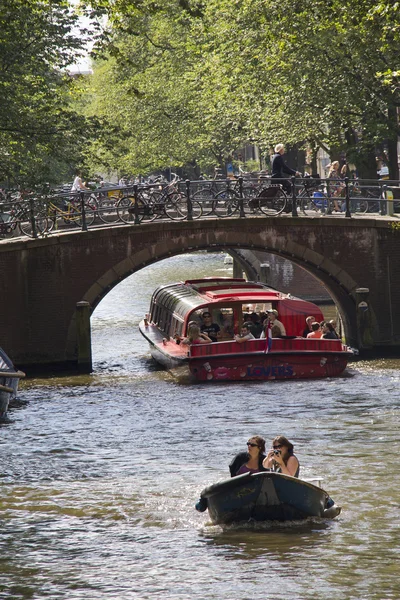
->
xmin=266 ymin=309 xmax=286 ymax=337
xmin=271 ymin=144 xmax=301 ymax=195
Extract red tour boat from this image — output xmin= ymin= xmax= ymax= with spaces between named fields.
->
xmin=139 ymin=278 xmax=353 ymax=381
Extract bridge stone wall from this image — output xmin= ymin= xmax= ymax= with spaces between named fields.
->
xmin=227 ymin=249 xmax=332 ymax=302
xmin=1 ymin=217 xmax=399 ymax=369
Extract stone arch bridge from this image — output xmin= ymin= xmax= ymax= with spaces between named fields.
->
xmin=1 ymin=216 xmax=399 ymax=370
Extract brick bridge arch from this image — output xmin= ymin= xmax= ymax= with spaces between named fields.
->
xmin=1 ymin=217 xmax=398 ymax=369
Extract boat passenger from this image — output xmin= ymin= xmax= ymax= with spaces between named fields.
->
xmin=248 ymin=312 xmax=263 ymax=338
xmin=329 ymin=319 xmax=339 ymax=336
xmin=307 ymin=322 xmax=322 ymax=339
xmin=229 ymin=436 xmax=268 ymax=477
xmin=262 ymin=436 xmax=300 ymax=477
xmin=261 ymin=309 xmax=286 ymax=337
xmin=200 ymin=312 xmax=221 ymax=342
xmin=321 ymin=322 xmax=339 ymax=339
xmin=234 ymin=323 xmax=255 ymax=343
xmin=327 ymin=161 xmax=344 ymax=212
xmin=271 ymin=324 xmax=282 ymax=338
xmin=243 ymin=306 xmax=252 ymax=320
xmin=302 ymin=315 xmax=315 ymax=337
xmin=181 ymin=324 xmax=212 ymax=345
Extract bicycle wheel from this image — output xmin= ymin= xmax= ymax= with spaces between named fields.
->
xmin=298 ymin=191 xmax=312 ymax=214
xmin=299 ymin=190 xmax=328 ymax=214
xmin=363 ymin=187 xmax=381 ymax=213
xmin=46 ymin=214 xmax=56 ymax=232
xmin=212 ymin=190 xmax=240 ymax=217
xmin=164 ymin=192 xmax=189 ymax=220
xmin=117 ymin=197 xmax=137 ymax=224
xmin=191 ymin=188 xmax=215 ymax=216
xmin=347 ymin=188 xmax=368 ymax=214
xmin=18 ymin=210 xmax=49 ymax=237
xmin=258 ymin=187 xmax=287 ymax=215
xmin=58 ymin=202 xmax=84 ymax=228
xmin=351 ymin=199 xmax=369 ymax=214
xmin=0 ymin=213 xmax=18 ymax=236
xmin=145 ymin=190 xmax=165 ymax=221
xmin=96 ymin=196 xmax=119 ymax=224
xmin=75 ymin=200 xmax=96 ymax=227
xmin=166 ymin=194 xmax=203 ymax=220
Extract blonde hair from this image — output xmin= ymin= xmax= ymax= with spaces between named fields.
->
xmin=187 ymin=323 xmax=201 ymax=342
xmin=274 ymin=143 xmax=285 ymax=153
xmin=328 ymin=161 xmax=340 ymax=174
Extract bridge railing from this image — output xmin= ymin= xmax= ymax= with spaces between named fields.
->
xmin=0 ymin=177 xmax=399 ymax=239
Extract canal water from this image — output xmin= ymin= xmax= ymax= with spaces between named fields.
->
xmin=1 ymin=253 xmax=399 ymax=600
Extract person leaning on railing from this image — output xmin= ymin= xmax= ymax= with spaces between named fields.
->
xmin=327 ymin=161 xmax=344 ymax=211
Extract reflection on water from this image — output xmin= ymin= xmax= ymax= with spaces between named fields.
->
xmin=1 ymin=253 xmax=400 ymax=600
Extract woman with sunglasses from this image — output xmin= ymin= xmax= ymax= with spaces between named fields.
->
xmin=262 ymin=435 xmax=300 ymax=477
xmin=229 ymin=436 xmax=267 ymax=477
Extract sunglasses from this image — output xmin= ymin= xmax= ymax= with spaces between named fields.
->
xmin=273 ymin=445 xmax=283 ymax=449
xmin=247 ymin=442 xmax=259 ymax=448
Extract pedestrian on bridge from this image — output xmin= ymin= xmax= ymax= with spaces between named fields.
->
xmin=271 ymin=144 xmax=302 ymax=197
xmin=71 ymin=171 xmax=89 ymax=193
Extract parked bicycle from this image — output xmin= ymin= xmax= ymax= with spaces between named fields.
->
xmin=191 ymin=174 xmax=265 ymax=217
xmin=0 ymin=194 xmax=48 ymax=238
xmin=45 ymin=195 xmax=97 ymax=231
xmin=204 ymin=179 xmax=288 ymax=217
xmin=95 ymin=186 xmax=126 ymax=224
xmin=117 ymin=175 xmax=202 ymax=223
xmin=298 ymin=176 xmax=380 ymax=214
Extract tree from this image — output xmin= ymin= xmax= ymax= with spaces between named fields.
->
xmin=0 ymin=0 xmax=97 ymax=186
xmin=83 ymin=0 xmax=400 ymax=178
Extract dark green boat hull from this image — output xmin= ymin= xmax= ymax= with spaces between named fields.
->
xmin=200 ymin=471 xmax=335 ymax=524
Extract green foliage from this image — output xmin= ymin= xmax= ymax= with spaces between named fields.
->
xmin=82 ymin=0 xmax=400 ymax=177
xmin=0 ymin=0 xmax=97 ymax=186
xmin=244 ymin=160 xmax=261 ymax=173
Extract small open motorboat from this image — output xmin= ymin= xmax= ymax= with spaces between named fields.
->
xmin=196 ymin=471 xmax=341 ymax=525
xmin=0 ymin=346 xmax=25 ymax=422
xmin=139 ymin=277 xmax=353 ymax=381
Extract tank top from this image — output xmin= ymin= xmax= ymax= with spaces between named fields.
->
xmin=274 ymin=459 xmax=300 ymax=478
xmin=236 ymin=464 xmax=261 ymax=476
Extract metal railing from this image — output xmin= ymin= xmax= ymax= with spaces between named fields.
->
xmin=0 ymin=176 xmax=399 ymax=239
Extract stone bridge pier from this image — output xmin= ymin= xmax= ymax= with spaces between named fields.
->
xmin=1 ymin=217 xmax=400 ymax=371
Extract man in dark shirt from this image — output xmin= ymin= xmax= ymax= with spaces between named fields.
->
xmin=271 ymin=143 xmax=301 ymax=195
xmin=248 ymin=312 xmax=263 ymax=338
xmin=200 ymin=312 xmax=221 ymax=342
xmin=302 ymin=315 xmax=315 ymax=338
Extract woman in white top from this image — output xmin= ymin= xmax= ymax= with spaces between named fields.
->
xmin=71 ymin=172 xmax=89 ymax=192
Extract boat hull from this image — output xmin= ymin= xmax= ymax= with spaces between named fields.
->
xmin=140 ymin=317 xmax=353 ymax=382
xmin=200 ymin=471 xmax=334 ymax=525
xmin=0 ymin=347 xmax=25 ymax=421
xmin=190 ymin=351 xmax=349 ymax=381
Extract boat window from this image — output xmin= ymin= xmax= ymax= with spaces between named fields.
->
xmin=165 ymin=313 xmax=173 ymax=336
xmin=171 ymin=318 xmax=183 ymax=337
xmin=158 ymin=308 xmax=166 ymax=331
xmin=189 ymin=307 xmax=235 ymax=339
xmin=188 ymin=310 xmax=203 ymax=326
xmin=152 ymin=303 xmax=161 ymax=326
xmin=216 ymin=307 xmax=235 ymax=340
xmin=242 ymin=303 xmax=273 ymax=324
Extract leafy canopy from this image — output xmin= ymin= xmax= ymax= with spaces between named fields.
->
xmin=82 ymin=0 xmax=399 ymax=177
